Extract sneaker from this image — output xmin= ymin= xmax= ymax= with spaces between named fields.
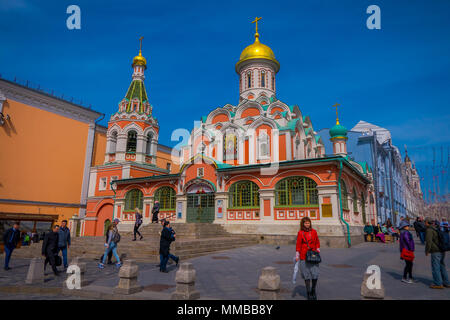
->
xmin=444 ymin=284 xmax=450 ymax=288
xmin=116 ymin=262 xmax=122 ymax=268
xmin=98 ymin=263 xmax=105 ymax=269
xmin=4 ymin=267 xmax=11 ymax=271
xmin=176 ymin=258 xmax=180 ymax=267
xmin=140 ymin=236 xmax=143 ymax=240
xmin=132 ymin=239 xmax=136 ymax=241
xmin=430 ymin=284 xmax=444 ymax=289
xmin=402 ymin=278 xmax=413 ymax=284
xmin=410 ymin=278 xmax=419 ymax=283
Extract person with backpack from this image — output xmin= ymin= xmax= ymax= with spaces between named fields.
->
xmin=98 ymin=218 xmax=122 ymax=269
xmin=399 ymin=220 xmax=416 ymax=283
xmin=295 ymin=217 xmax=321 ymax=300
xmin=3 ymin=222 xmax=21 ymax=271
xmin=159 ymin=220 xmax=178 ymax=273
xmin=424 ymin=217 xmax=450 ymax=289
xmin=133 ymin=208 xmax=143 ymax=241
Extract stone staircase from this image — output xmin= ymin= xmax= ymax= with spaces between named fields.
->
xmin=10 ymin=223 xmax=259 ymax=263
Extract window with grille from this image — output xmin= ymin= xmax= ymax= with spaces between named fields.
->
xmin=353 ymin=188 xmax=358 ymax=212
xmin=125 ymin=189 xmax=143 ymax=211
xmin=126 ymin=130 xmax=137 ymax=153
xmin=197 ymin=167 xmax=204 ymax=177
xmin=340 ymin=180 xmax=349 ymax=210
xmin=229 ymin=181 xmax=260 ymax=208
xmin=154 ymin=186 xmax=176 ymax=210
xmin=275 ymin=176 xmax=318 ymax=206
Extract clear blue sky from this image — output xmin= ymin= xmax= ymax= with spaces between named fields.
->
xmin=1 ymin=0 xmax=449 ymax=198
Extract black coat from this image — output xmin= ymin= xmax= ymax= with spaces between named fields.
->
xmin=159 ymin=227 xmax=174 ymax=256
xmin=42 ymin=231 xmax=59 ymax=256
xmin=2 ymin=228 xmax=21 ymax=248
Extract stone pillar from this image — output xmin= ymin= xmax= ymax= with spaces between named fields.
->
xmin=171 ymin=262 xmax=200 ymax=300
xmin=25 ymin=257 xmax=45 ymax=284
xmin=258 ymin=266 xmax=281 ymax=300
xmin=361 ymin=267 xmax=385 ymax=299
xmin=259 ymin=189 xmax=275 ymax=222
xmin=135 ymin=134 xmax=146 ymax=163
xmin=115 ymin=133 xmax=127 ymax=162
xmin=114 ymin=260 xmax=143 ymax=294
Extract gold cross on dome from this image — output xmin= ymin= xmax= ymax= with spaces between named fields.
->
xmin=252 ymin=17 xmax=262 ymax=33
xmin=333 ymin=103 xmax=340 ymax=125
xmin=139 ymin=36 xmax=144 ymax=52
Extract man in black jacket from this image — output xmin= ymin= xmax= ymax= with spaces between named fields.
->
xmin=3 ymin=222 xmax=21 ymax=270
xmin=42 ymin=225 xmax=60 ymax=276
xmin=159 ymin=221 xmax=178 ymax=273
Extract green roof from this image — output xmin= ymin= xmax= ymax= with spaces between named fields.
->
xmin=278 ymin=119 xmax=298 ymax=131
xmin=305 ymin=128 xmax=311 ymax=136
xmin=125 ymin=80 xmax=148 ymax=112
xmin=329 ymin=123 xmax=348 ymax=138
xmin=201 ymin=116 xmax=207 ymax=123
xmin=315 ymin=135 xmax=321 ymax=143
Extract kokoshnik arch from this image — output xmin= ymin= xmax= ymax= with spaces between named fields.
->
xmin=84 ymin=18 xmax=377 ymax=246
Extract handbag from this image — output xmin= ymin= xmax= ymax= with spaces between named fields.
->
xmin=401 ymin=248 xmax=415 ymax=261
xmin=303 ymin=231 xmax=321 ymax=264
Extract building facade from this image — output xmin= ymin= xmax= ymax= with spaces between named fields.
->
xmin=319 ymin=120 xmax=425 ymax=225
xmin=82 ymin=22 xmax=377 ymax=247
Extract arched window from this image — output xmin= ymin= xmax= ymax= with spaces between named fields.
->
xmin=271 ymin=76 xmax=275 ymax=90
xmin=247 ymin=71 xmax=252 ymax=89
xmin=146 ymin=133 xmax=153 ymax=155
xmin=361 ymin=192 xmax=366 ymax=224
xmin=109 ymin=131 xmax=118 ymax=154
xmin=261 ymin=70 xmax=265 ymax=87
xmin=340 ymin=180 xmax=349 ymax=210
xmin=353 ymin=188 xmax=358 ymax=212
xmin=229 ymin=181 xmax=259 ymax=208
xmin=258 ymin=132 xmax=270 ymax=159
xmin=125 ymin=189 xmax=143 ymax=211
xmin=154 ymin=186 xmax=176 ymax=210
xmin=126 ymin=130 xmax=137 ymax=153
xmin=275 ymin=176 xmax=318 ymax=206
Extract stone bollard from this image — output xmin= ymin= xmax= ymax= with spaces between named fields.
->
xmin=25 ymin=257 xmax=45 ymax=284
xmin=361 ymin=266 xmax=385 ymax=299
xmin=64 ymin=257 xmax=89 ymax=289
xmin=114 ymin=260 xmax=142 ymax=295
xmin=258 ymin=266 xmax=281 ymax=300
xmin=171 ymin=262 xmax=200 ymax=300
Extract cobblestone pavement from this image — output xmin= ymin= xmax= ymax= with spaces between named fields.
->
xmin=0 ymin=236 xmax=449 ymax=300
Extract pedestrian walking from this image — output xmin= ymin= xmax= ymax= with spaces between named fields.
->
xmin=98 ymin=218 xmax=122 ymax=269
xmin=295 ymin=217 xmax=321 ymax=300
xmin=424 ymin=217 xmax=450 ymax=289
xmin=152 ymin=201 xmax=160 ymax=223
xmin=133 ymin=207 xmax=143 ymax=241
xmin=58 ymin=220 xmax=71 ymax=269
xmin=2 ymin=222 xmax=21 ymax=271
xmin=99 ymin=228 xmax=114 ymax=264
xmin=159 ymin=220 xmax=178 ymax=273
xmin=42 ymin=225 xmax=61 ymax=276
xmin=399 ymin=220 xmax=416 ymax=283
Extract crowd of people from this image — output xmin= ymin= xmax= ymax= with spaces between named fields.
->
xmin=2 ymin=206 xmax=449 ymax=298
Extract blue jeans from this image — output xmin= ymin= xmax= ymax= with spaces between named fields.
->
xmin=419 ymin=232 xmax=426 ymax=244
xmin=58 ymin=246 xmax=68 ymax=267
xmin=431 ymin=252 xmax=450 ymax=286
xmin=102 ymin=242 xmax=120 ymax=265
xmin=160 ymin=253 xmax=178 ymax=271
xmin=4 ymin=246 xmax=14 ymax=269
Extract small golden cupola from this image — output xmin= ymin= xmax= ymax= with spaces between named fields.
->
xmin=132 ymin=36 xmax=147 ymax=69
xmin=236 ymin=17 xmax=280 ymax=102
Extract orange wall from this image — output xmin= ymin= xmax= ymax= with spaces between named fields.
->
xmin=0 ymin=99 xmax=89 ymax=204
xmin=92 ymin=130 xmax=107 ymax=166
xmin=156 ymin=149 xmax=180 ymax=173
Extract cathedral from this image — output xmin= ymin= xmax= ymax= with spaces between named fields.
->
xmin=84 ymin=19 xmax=377 ymax=247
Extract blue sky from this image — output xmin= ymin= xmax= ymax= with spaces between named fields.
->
xmin=1 ymin=0 xmax=449 ymax=197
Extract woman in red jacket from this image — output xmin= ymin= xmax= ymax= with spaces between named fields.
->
xmin=296 ymin=217 xmax=320 ymax=300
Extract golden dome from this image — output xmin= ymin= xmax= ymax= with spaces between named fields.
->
xmin=132 ymin=50 xmax=147 ymax=69
xmin=236 ymin=32 xmax=280 ymax=72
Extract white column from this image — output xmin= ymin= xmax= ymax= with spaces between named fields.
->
xmin=249 ymin=133 xmax=256 ymax=164
xmin=116 ymin=133 xmax=127 ymax=162
xmin=285 ymin=132 xmax=292 ymax=161
xmin=136 ymin=134 xmax=146 ymax=163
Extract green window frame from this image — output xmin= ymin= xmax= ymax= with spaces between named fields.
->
xmin=229 ymin=181 xmax=260 ymax=208
xmin=125 ymin=189 xmax=143 ymax=211
xmin=340 ymin=179 xmax=349 ymax=210
xmin=353 ymin=188 xmax=358 ymax=212
xmin=275 ymin=176 xmax=318 ymax=207
xmin=154 ymin=186 xmax=176 ymax=210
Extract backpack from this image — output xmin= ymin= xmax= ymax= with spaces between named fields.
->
xmin=112 ymin=231 xmax=121 ymax=244
xmin=436 ymin=228 xmax=450 ymax=252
